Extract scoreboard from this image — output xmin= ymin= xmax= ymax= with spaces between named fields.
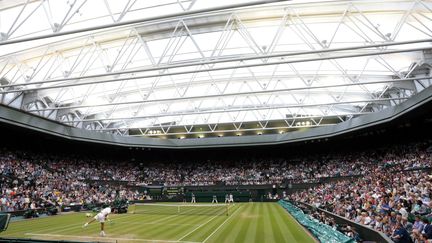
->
xmin=165 ymin=187 xmax=183 ymax=195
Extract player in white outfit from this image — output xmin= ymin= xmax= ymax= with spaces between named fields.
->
xmin=83 ymin=207 xmax=111 ymax=237
xmin=229 ymin=193 xmax=234 ymax=204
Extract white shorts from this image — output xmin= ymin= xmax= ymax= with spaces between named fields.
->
xmin=94 ymin=213 xmax=105 ymax=223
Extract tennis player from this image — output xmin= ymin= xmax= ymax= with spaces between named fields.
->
xmin=83 ymin=206 xmax=111 ymax=237
xmin=229 ymin=193 xmax=234 ymax=204
xmin=212 ymin=195 xmax=218 ymax=203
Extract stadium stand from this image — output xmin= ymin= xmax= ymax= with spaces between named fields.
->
xmin=1 ymin=140 xmax=431 ymax=204
xmin=278 ymin=200 xmax=354 ymax=243
xmin=1 ymin=137 xmax=431 ymax=242
xmin=289 ymin=145 xmax=432 ymax=242
xmin=291 ymin=200 xmax=393 ymax=243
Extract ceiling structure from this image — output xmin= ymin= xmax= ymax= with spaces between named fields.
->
xmin=0 ymin=0 xmax=431 ymax=139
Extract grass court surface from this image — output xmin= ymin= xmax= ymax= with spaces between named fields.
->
xmin=2 ymin=203 xmax=315 ymax=243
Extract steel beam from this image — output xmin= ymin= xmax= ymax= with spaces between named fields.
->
xmin=1 ymin=46 xmax=430 ymax=94
xmin=1 ymin=38 xmax=430 ymax=89
xmin=0 ymin=0 xmax=290 ymax=45
xmin=59 ymin=97 xmax=408 ymax=123
xmin=28 ymin=76 xmax=428 ymax=112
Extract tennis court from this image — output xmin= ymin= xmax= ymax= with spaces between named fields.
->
xmin=1 ymin=203 xmax=315 ymax=243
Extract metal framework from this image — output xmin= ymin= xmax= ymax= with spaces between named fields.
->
xmin=0 ymin=0 xmax=432 ymax=138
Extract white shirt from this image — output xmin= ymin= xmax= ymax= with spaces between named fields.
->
xmin=363 ymin=216 xmax=372 ymax=225
xmin=399 ymin=207 xmax=409 ymax=218
xmin=100 ymin=207 xmax=111 ymax=217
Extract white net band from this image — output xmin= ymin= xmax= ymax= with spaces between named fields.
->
xmin=130 ymin=203 xmax=229 ymax=216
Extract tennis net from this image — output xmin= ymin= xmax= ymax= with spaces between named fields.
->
xmin=130 ymin=203 xmax=230 ymax=216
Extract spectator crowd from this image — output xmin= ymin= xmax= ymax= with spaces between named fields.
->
xmin=0 ymin=150 xmax=142 ymax=212
xmin=0 ymin=138 xmax=431 ymax=243
xmin=290 ymin=141 xmax=432 ymax=242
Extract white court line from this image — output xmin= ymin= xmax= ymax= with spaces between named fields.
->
xmin=31 ymin=212 xmax=172 ymax=235
xmin=112 ymin=222 xmax=200 ymax=226
xmin=30 ymin=214 xmax=138 ymax=233
xmin=29 ymin=213 xmax=137 ymax=234
xmin=31 ymin=212 xmax=182 ymax=236
xmin=201 ymin=206 xmax=242 ymax=243
xmin=176 ymin=215 xmax=220 ymax=241
xmin=25 ymin=233 xmax=201 ymax=243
